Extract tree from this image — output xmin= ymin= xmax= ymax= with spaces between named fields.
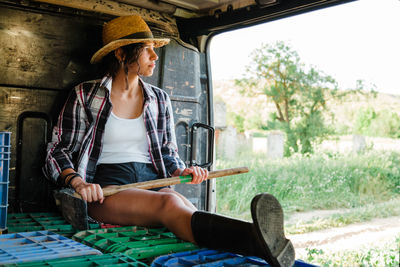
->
xmin=236 ymin=41 xmax=343 ymax=155
xmin=354 ymin=107 xmax=400 ymax=138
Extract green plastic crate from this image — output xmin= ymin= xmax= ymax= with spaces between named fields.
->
xmin=7 ymin=212 xmax=101 ymax=237
xmin=73 ymin=226 xmax=197 ymax=260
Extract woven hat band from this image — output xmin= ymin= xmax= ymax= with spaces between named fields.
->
xmin=119 ymin=31 xmax=154 ymax=41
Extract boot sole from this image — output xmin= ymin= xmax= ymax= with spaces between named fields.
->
xmin=251 ymin=193 xmax=295 ymax=267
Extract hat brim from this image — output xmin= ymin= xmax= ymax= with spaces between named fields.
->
xmin=90 ymin=38 xmax=170 ymax=64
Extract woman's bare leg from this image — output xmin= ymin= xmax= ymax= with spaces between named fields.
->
xmin=88 ymin=188 xmax=195 ymax=242
xmin=159 ymin=187 xmax=197 ymax=211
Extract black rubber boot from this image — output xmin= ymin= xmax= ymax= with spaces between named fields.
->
xmin=191 ymin=193 xmax=295 ymax=267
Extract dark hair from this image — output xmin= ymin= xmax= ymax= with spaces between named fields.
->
xmin=98 ymin=42 xmax=145 ymax=78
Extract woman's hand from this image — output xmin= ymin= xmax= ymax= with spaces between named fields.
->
xmin=70 ymin=177 xmax=104 ymax=203
xmin=173 ymin=166 xmax=209 ymax=184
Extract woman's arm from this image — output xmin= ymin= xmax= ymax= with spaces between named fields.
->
xmin=43 ymin=87 xmax=104 ymax=202
xmin=162 ymin=95 xmax=208 ymax=183
xmin=161 ymin=95 xmax=186 ymax=175
xmin=58 ymin=168 xmax=103 ymax=203
xmin=43 ymin=88 xmax=84 ymax=184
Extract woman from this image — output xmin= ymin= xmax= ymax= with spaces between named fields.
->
xmin=43 ymin=15 xmax=294 ymax=267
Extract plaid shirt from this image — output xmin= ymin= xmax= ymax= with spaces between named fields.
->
xmin=43 ymin=76 xmax=185 ymax=184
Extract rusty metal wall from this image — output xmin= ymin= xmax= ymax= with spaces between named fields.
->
xmin=0 ymin=2 xmax=209 ymax=212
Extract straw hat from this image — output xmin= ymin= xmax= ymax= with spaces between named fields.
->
xmin=90 ymin=15 xmax=170 ymax=64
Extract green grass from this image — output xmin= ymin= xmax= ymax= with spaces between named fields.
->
xmin=215 ymin=148 xmax=400 ymax=221
xmin=302 ymin=235 xmax=400 ymax=267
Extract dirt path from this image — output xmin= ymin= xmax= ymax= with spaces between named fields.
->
xmin=287 ymin=216 xmax=400 ymax=256
xmin=286 ymin=208 xmax=348 ymax=225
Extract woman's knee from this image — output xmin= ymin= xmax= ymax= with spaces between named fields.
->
xmin=158 ymin=191 xmax=185 ymax=213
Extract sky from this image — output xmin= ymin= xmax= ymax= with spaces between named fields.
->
xmin=210 ymin=0 xmax=400 ymax=95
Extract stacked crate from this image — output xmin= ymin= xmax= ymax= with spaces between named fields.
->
xmin=7 ymin=213 xmax=100 ymax=238
xmin=0 ymin=230 xmax=102 ymax=264
xmin=0 ymin=132 xmax=11 ymax=233
xmin=2 ymin=213 xmax=198 ymax=266
xmin=152 ymin=249 xmax=319 ymax=267
xmin=72 ymin=226 xmax=197 ymax=262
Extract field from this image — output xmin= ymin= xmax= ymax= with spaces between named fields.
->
xmin=212 ymin=77 xmax=400 ymax=266
xmin=215 ymin=148 xmax=400 ymax=266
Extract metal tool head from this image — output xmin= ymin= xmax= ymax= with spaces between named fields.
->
xmin=53 ymin=188 xmax=89 ymax=230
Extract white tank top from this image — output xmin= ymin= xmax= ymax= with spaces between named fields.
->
xmin=97 ymin=112 xmax=151 ymax=164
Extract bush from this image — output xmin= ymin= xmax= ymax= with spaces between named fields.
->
xmin=354 ymin=107 xmax=400 ymax=138
xmin=227 ymin=112 xmax=245 ymax=132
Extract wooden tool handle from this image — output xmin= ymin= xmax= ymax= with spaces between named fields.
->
xmin=73 ymin=166 xmax=249 ymax=198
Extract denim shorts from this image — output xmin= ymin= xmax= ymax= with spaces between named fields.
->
xmin=93 ymin=162 xmax=168 ymax=191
